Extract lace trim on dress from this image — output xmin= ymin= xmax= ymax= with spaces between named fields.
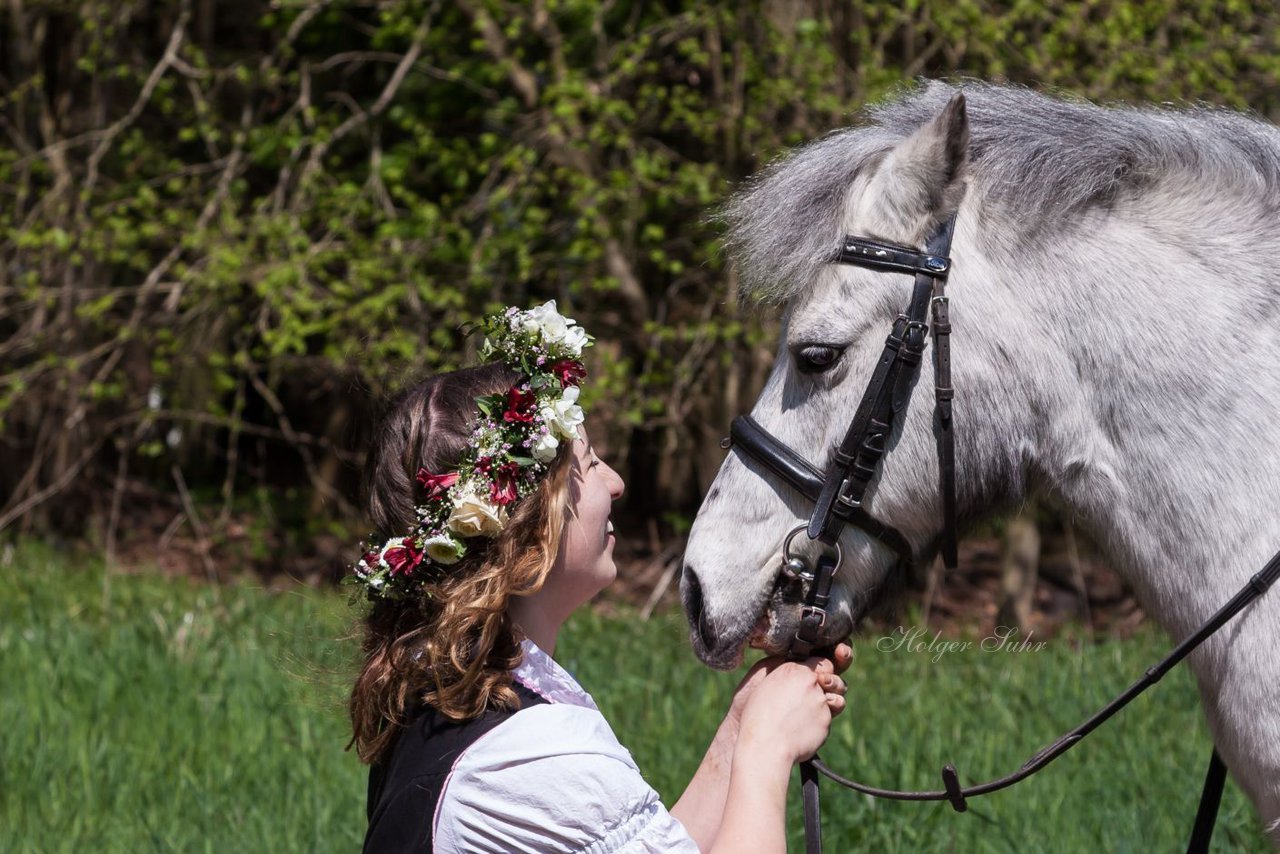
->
xmin=513 ymin=638 xmax=599 ymax=710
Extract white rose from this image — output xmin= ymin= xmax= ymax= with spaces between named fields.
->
xmin=542 ymin=385 xmax=584 ymax=440
xmin=447 ymin=489 xmax=509 ymax=538
xmin=531 ymin=430 xmax=560 ymax=462
xmin=423 ymin=534 xmax=466 ymax=565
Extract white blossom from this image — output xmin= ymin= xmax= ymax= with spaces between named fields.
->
xmin=562 ymin=324 xmax=588 ymax=356
xmin=423 ymin=534 xmax=465 ymax=565
xmin=532 ymin=430 xmax=560 ymax=462
xmin=518 ymin=300 xmax=577 ymax=346
xmin=542 ymin=385 xmax=584 ymax=440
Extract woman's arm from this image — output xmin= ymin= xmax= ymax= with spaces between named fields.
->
xmin=667 ymin=705 xmax=740 ymax=848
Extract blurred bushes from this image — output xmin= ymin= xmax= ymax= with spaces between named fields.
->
xmin=4 ymin=0 xmax=1280 ymax=563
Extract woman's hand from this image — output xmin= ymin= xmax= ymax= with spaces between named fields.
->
xmin=727 ymin=642 xmax=852 ymax=736
xmin=735 ymin=655 xmax=848 ymax=766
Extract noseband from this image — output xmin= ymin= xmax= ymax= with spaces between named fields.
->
xmin=720 ymin=215 xmax=1280 ymax=854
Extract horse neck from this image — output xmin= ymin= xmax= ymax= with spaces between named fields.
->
xmin=965 ymin=211 xmax=1280 ymax=636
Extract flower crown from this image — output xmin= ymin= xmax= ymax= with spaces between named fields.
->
xmin=351 ymin=301 xmax=591 ymax=600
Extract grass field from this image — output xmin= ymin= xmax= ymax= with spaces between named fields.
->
xmin=0 ymin=540 xmax=1267 ymax=852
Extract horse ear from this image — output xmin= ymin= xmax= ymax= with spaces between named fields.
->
xmin=863 ymin=93 xmax=969 ymax=234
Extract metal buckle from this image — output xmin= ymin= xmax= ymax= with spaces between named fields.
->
xmin=800 ymin=604 xmax=827 ymax=629
xmin=835 ymin=491 xmax=862 ymax=510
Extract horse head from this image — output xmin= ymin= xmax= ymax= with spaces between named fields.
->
xmin=681 ymin=90 xmax=983 ymax=668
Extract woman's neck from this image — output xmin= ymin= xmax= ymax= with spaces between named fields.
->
xmin=508 ymin=599 xmax=564 ymax=657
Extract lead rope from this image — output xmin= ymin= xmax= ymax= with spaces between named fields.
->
xmin=792 ymin=549 xmax=1280 ymax=853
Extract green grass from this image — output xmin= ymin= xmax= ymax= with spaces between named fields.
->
xmin=0 ymin=541 xmax=1268 ymax=852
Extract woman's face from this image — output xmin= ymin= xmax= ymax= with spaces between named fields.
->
xmin=549 ymin=429 xmax=626 ymax=602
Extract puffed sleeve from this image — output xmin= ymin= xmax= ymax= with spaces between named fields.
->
xmin=433 ymin=703 xmax=701 ymax=853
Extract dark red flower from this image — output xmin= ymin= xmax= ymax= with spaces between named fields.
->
xmin=550 ymin=359 xmax=587 ymax=388
xmin=416 ymin=468 xmax=459 ymax=500
xmin=383 ymin=537 xmax=424 ymax=576
xmin=489 ymin=461 xmax=522 ymax=506
xmin=502 ymin=386 xmax=537 ymax=423
xmin=361 ymin=550 xmax=381 ymax=568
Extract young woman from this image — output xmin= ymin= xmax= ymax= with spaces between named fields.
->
xmin=350 ymin=302 xmax=850 ymax=852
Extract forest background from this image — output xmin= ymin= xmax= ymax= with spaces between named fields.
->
xmin=5 ymin=0 xmax=1280 ymax=607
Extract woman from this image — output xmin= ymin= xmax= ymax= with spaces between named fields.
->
xmin=350 ymin=302 xmax=849 ymax=852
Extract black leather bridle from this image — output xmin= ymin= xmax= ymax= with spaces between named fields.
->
xmin=721 ymin=215 xmax=1280 ymax=853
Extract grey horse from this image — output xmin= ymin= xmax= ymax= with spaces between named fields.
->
xmin=681 ymin=81 xmax=1280 ymax=840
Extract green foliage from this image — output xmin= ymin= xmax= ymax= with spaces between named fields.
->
xmin=0 ymin=541 xmax=1268 ymax=850
xmin=5 ymin=0 xmax=1280 ymax=541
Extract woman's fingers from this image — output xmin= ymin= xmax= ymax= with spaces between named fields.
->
xmin=818 ymin=673 xmax=847 ymax=695
xmin=825 ymin=693 xmax=847 ymax=716
xmin=830 ymin=642 xmax=854 ymax=674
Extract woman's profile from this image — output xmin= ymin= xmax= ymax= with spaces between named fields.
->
xmin=349 ymin=302 xmax=850 ymax=852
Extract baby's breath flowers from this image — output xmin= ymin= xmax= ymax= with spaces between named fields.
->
xmin=350 ymin=301 xmax=592 ymax=600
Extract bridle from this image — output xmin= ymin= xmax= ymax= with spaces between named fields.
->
xmin=728 ymin=214 xmax=959 ymax=660
xmin=721 ymin=215 xmax=1280 ymax=853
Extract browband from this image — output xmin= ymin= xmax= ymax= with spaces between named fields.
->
xmin=836 ymin=236 xmax=951 ymax=278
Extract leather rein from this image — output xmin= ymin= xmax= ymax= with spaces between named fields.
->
xmin=720 ymin=215 xmax=1280 ymax=853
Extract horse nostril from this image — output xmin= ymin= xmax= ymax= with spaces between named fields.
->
xmin=681 ymin=565 xmax=717 ymax=649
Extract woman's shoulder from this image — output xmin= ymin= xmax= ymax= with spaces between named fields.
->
xmin=458 ymin=698 xmax=635 ymax=769
xmin=435 ymin=702 xmax=695 ymax=853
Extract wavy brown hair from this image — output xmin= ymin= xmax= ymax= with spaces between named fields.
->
xmin=349 ymin=363 xmax=573 ymax=764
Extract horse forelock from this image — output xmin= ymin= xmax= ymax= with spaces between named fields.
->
xmin=723 ymin=79 xmax=1280 ymax=303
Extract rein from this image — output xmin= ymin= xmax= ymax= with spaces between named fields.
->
xmin=720 ymin=215 xmax=1280 ymax=852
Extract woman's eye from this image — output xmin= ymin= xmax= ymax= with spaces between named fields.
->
xmin=793 ymin=344 xmax=845 ymax=375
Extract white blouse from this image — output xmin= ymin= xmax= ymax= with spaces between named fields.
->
xmin=431 ymin=640 xmax=701 ymax=853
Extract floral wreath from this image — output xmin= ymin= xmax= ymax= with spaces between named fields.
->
xmin=351 ymin=301 xmax=591 ymax=600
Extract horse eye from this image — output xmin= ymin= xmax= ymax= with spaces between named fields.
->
xmin=793 ymin=344 xmax=845 ymax=374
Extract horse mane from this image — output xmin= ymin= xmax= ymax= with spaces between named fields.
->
xmin=723 ymin=80 xmax=1280 ymax=303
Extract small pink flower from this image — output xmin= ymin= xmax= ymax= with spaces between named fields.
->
xmin=416 ymin=468 xmax=459 ymax=500
xmin=383 ymin=538 xmax=424 ymax=576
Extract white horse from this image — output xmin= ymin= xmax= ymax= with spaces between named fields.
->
xmin=681 ymin=81 xmax=1280 ymax=839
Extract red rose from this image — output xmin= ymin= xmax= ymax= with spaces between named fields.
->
xmin=383 ymin=537 xmax=424 ymax=576
xmin=416 ymin=468 xmax=459 ymax=500
xmin=502 ymin=387 xmax=537 ymax=423
xmin=489 ymin=461 xmax=522 ymax=506
xmin=361 ymin=550 xmax=381 ymax=568
xmin=550 ymin=359 xmax=587 ymax=388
